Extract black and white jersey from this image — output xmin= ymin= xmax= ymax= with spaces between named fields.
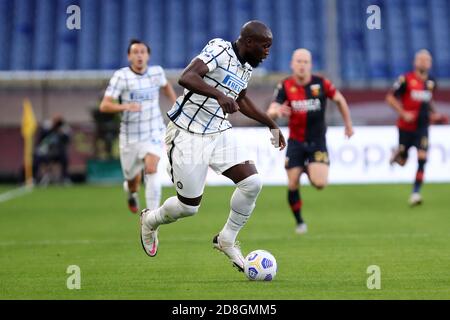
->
xmin=167 ymin=38 xmax=253 ymax=135
xmin=104 ymin=66 xmax=168 ymax=145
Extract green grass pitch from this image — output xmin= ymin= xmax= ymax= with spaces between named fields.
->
xmin=0 ymin=183 xmax=449 ymax=299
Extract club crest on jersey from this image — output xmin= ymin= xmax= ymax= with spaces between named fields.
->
xmin=289 ymin=86 xmax=298 ymax=93
xmin=223 ymin=74 xmax=245 ymax=92
xmin=311 ymin=84 xmax=321 ymax=97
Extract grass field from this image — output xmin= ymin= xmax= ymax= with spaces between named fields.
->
xmin=0 ymin=183 xmax=449 ymax=300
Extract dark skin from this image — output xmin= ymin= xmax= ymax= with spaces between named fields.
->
xmin=176 ymin=21 xmax=286 ymax=206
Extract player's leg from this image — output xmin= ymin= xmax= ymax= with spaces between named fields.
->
xmin=307 ymin=163 xmax=329 ymax=190
xmin=120 ymin=144 xmax=142 ymax=213
xmin=209 ymin=129 xmax=262 ymax=271
xmin=284 ymin=139 xmax=307 ymax=233
xmin=218 ymin=162 xmax=262 ymax=271
xmin=410 ymin=133 xmax=428 ymax=206
xmin=143 ymin=153 xmax=161 ymax=210
xmin=306 ymin=143 xmax=330 ymax=190
xmin=286 ymin=167 xmax=307 ymax=234
xmin=391 ymin=130 xmax=409 ymax=166
xmin=140 ymin=124 xmax=208 ymax=257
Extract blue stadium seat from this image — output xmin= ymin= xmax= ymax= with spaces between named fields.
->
xmin=99 ymin=0 xmax=122 ymax=69
xmin=33 ymin=0 xmax=55 ymax=70
xmin=54 ymin=0 xmax=79 ymax=70
xmin=209 ymin=0 xmax=230 ymax=43
xmin=274 ymin=0 xmax=297 ymax=72
xmin=297 ymin=0 xmax=325 ymax=71
xmin=363 ymin=0 xmax=388 ymax=79
xmin=0 ymin=0 xmax=13 ymax=70
xmin=77 ymin=0 xmax=99 ymax=70
xmin=165 ymin=0 xmax=187 ymax=68
xmin=384 ymin=0 xmax=410 ymax=77
xmin=406 ymin=0 xmax=430 ymax=55
xmin=338 ymin=0 xmax=367 ymax=81
xmin=121 ymin=0 xmax=142 ymax=67
xmin=253 ymin=0 xmax=274 ymax=71
xmin=429 ymin=0 xmax=450 ymax=77
xmin=187 ymin=0 xmax=209 ymax=61
xmin=10 ymin=0 xmax=34 ymax=70
xmin=143 ymin=0 xmax=165 ymax=67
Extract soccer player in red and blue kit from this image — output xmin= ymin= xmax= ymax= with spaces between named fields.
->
xmin=386 ymin=49 xmax=448 ymax=206
xmin=267 ymin=49 xmax=353 ymax=234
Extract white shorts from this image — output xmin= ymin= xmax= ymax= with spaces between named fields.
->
xmin=119 ymin=140 xmax=164 ymax=180
xmin=165 ymin=121 xmax=251 ymax=198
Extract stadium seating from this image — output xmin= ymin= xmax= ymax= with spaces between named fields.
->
xmin=0 ymin=0 xmax=449 ymax=82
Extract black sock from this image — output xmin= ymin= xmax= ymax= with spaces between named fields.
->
xmin=288 ymin=189 xmax=304 ymax=225
xmin=413 ymin=159 xmax=426 ymax=193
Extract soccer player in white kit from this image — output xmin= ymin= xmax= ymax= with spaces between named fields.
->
xmin=100 ymin=39 xmax=177 ymax=213
xmin=140 ymin=21 xmax=286 ymax=272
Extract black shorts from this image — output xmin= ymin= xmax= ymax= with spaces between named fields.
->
xmin=285 ymin=138 xmax=329 ymax=169
xmin=398 ymin=128 xmax=428 ymax=159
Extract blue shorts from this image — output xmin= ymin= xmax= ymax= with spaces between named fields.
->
xmin=285 ymin=138 xmax=329 ymax=169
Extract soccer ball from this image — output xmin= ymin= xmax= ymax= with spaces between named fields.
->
xmin=244 ymin=250 xmax=277 ymax=281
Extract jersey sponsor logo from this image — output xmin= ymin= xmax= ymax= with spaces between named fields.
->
xmin=129 ymin=89 xmax=157 ymax=102
xmin=410 ymin=90 xmax=432 ymax=102
xmin=311 ymin=84 xmax=321 ymax=97
xmin=291 ymin=98 xmax=322 ymax=112
xmin=223 ymin=74 xmax=245 ymax=92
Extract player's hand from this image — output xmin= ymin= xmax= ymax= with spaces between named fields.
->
xmin=217 ymin=94 xmax=239 ymax=114
xmin=345 ymin=125 xmax=354 ymax=138
xmin=270 ymin=128 xmax=286 ymax=151
xmin=430 ymin=112 xmax=449 ymax=124
xmin=277 ymin=103 xmax=291 ymax=118
xmin=401 ymin=111 xmax=415 ymax=123
xmin=124 ymin=103 xmax=142 ymax=112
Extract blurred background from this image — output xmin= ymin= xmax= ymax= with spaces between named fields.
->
xmin=0 ymin=0 xmax=449 ymax=184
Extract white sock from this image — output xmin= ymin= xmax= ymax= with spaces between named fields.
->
xmin=145 ymin=196 xmax=199 ymax=229
xmin=144 ymin=173 xmax=161 ymax=210
xmin=220 ymin=174 xmax=262 ymax=245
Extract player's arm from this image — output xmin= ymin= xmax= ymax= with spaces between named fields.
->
xmin=332 ymin=90 xmax=354 ymax=138
xmin=161 ymin=83 xmax=177 ymax=105
xmin=267 ymin=102 xmax=291 ymax=120
xmin=266 ymin=82 xmax=291 ymax=120
xmin=99 ymin=96 xmax=141 ymax=113
xmin=178 ymin=58 xmax=239 ymax=114
xmin=237 ymin=90 xmax=286 ymax=150
xmin=386 ymin=76 xmax=414 ymax=123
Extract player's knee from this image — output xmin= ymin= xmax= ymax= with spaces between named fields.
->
xmin=237 ymin=174 xmax=262 ymax=198
xmin=311 ymin=179 xmax=327 ymax=190
xmin=178 ymin=201 xmax=200 ymax=217
xmin=144 ymin=165 xmax=158 ymax=175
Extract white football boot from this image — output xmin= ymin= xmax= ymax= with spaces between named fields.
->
xmin=140 ymin=209 xmax=159 ymax=257
xmin=409 ymin=193 xmax=423 ymax=207
xmin=295 ymin=223 xmax=308 ymax=235
xmin=213 ymin=234 xmax=245 ymax=272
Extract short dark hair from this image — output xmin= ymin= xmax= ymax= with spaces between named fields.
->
xmin=127 ymin=39 xmax=151 ymax=54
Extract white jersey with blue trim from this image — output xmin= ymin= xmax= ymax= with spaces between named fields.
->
xmin=167 ymin=38 xmax=253 ymax=135
xmin=104 ymin=66 xmax=168 ymax=145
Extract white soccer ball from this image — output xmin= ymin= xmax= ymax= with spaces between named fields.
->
xmin=244 ymin=250 xmax=277 ymax=281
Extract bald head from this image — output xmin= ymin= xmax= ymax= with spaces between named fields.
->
xmin=291 ymin=48 xmax=312 ymax=79
xmin=236 ymin=20 xmax=273 ymax=68
xmin=414 ymin=49 xmax=432 ymax=74
xmin=240 ymin=20 xmax=273 ymax=40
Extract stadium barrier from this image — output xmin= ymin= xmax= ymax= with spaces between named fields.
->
xmin=154 ymin=125 xmax=450 ymax=186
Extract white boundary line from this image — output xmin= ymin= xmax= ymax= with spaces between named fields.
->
xmin=0 ymin=185 xmax=33 ymax=204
